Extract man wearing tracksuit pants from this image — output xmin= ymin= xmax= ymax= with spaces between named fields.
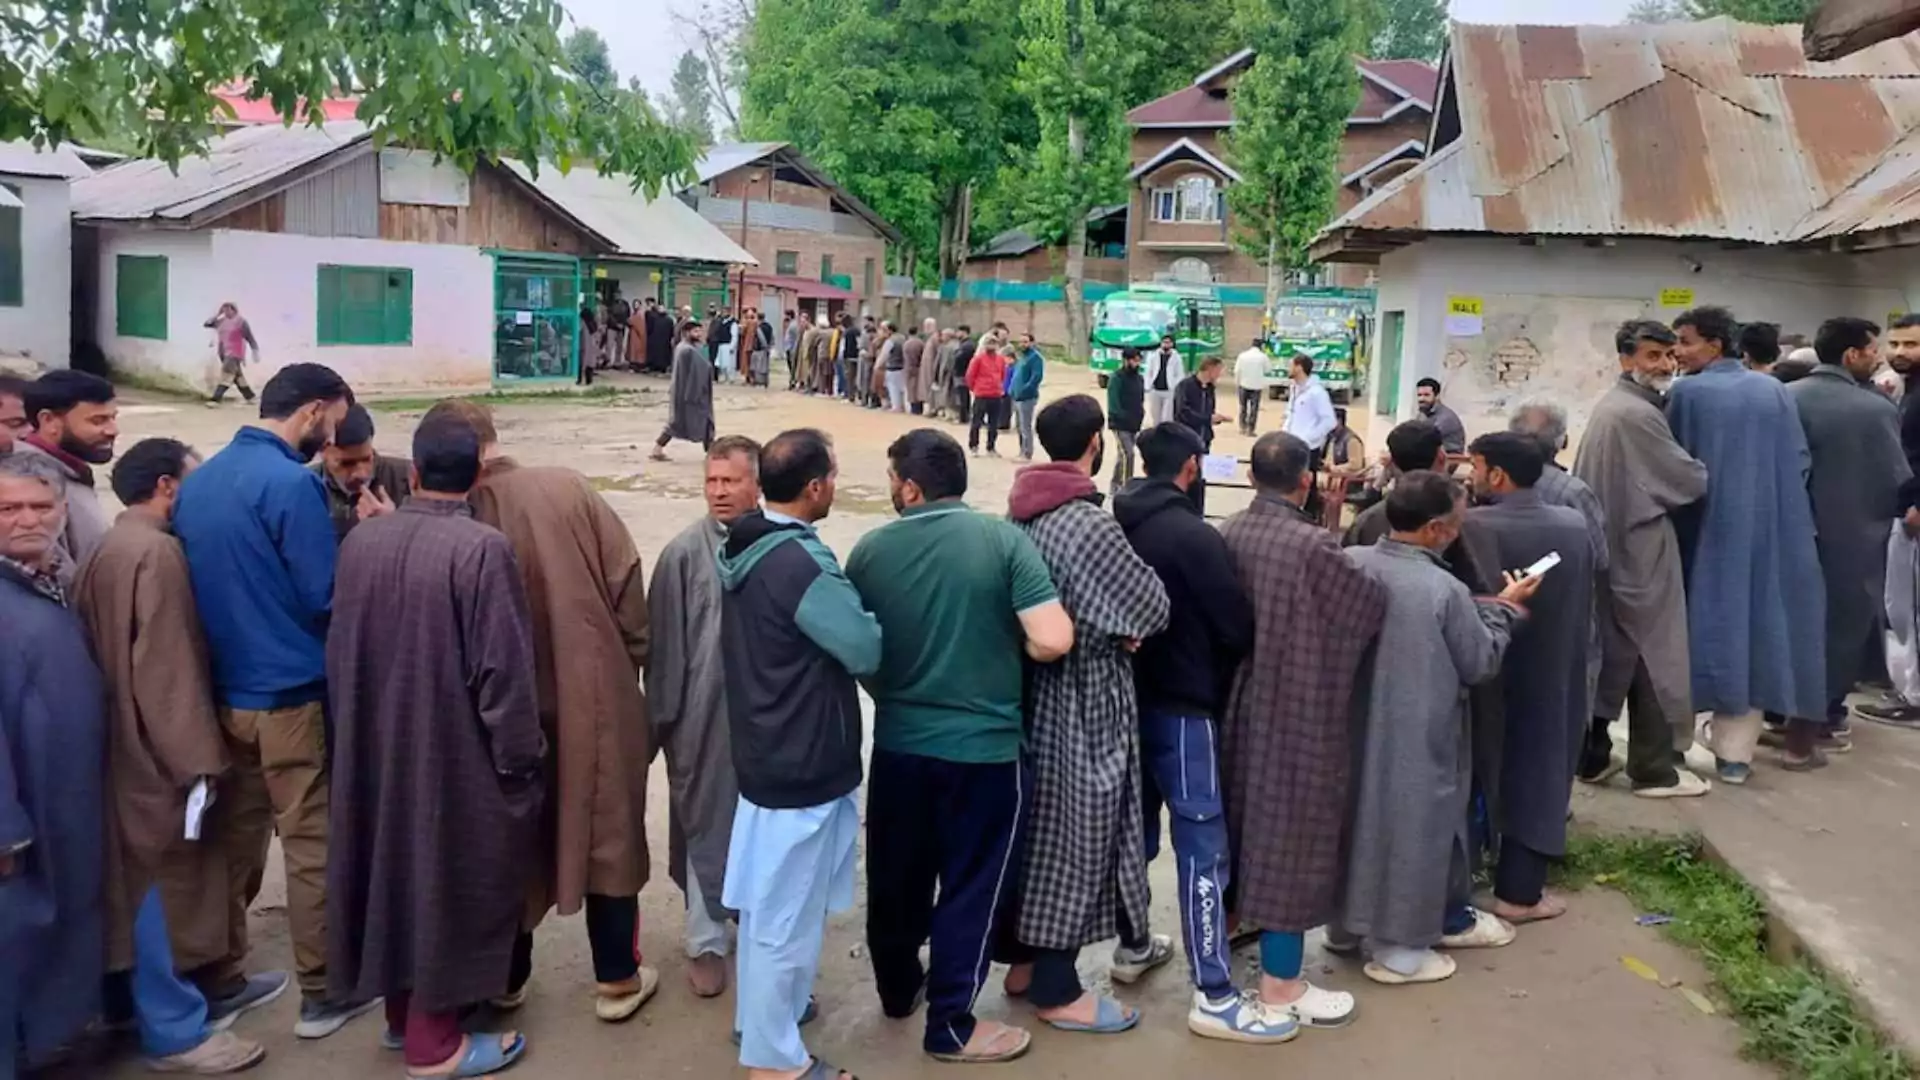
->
xmin=1114 ymin=422 xmax=1283 ymax=1041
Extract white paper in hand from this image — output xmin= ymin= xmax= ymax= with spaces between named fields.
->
xmin=184 ymin=779 xmax=210 ymax=841
xmin=1201 ymin=453 xmax=1239 ymax=483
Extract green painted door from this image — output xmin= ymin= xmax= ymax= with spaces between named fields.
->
xmin=494 ymin=254 xmax=581 ymax=383
xmin=1376 ymin=310 xmax=1405 ymax=416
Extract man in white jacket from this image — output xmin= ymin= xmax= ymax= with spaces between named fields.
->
xmin=1281 ymin=355 xmax=1336 ymax=518
xmin=1145 ymin=335 xmax=1185 ymax=427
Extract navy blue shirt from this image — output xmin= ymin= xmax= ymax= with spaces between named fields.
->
xmin=174 ymin=427 xmax=337 ymax=709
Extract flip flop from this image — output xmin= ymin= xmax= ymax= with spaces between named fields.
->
xmin=405 ymin=1033 xmax=526 ymax=1079
xmin=1042 ymin=995 xmax=1140 ymax=1035
xmin=928 ymin=1024 xmax=1033 ymax=1063
xmin=1496 ymin=894 xmax=1569 ymax=925
xmin=802 ymin=1057 xmax=859 ymax=1080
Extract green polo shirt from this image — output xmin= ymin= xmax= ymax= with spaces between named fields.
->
xmin=846 ymin=499 xmax=1057 ymax=764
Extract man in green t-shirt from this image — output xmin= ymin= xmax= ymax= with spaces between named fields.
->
xmin=845 ymin=428 xmax=1073 ymax=1066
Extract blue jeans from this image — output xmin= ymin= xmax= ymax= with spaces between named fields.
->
xmin=133 ymin=887 xmax=214 ymax=1058
xmin=1139 ymin=708 xmax=1234 ymax=998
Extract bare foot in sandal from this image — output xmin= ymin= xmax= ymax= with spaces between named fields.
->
xmin=1002 ymin=963 xmax=1032 ymax=997
xmin=748 ymin=1058 xmax=857 ymax=1080
xmin=407 ymin=1032 xmax=522 ymax=1078
xmin=1491 ymin=893 xmax=1568 ymax=924
xmin=934 ymin=1020 xmax=1029 ymax=1063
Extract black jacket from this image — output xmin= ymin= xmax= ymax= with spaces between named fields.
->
xmin=1108 ymin=365 xmax=1145 ymax=434
xmin=1174 ymin=375 xmax=1217 ymax=448
xmin=1903 ymin=371 xmax=1920 ymax=476
xmin=716 ymin=510 xmax=882 ymax=808
xmin=1113 ymin=479 xmax=1253 ymax=716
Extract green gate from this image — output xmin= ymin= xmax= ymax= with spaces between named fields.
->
xmin=493 ymin=252 xmax=581 ymax=384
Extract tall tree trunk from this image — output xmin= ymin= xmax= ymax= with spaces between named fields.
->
xmin=937 ymin=188 xmax=961 ymax=282
xmin=1263 ymin=193 xmax=1285 ymax=314
xmin=1063 ymin=0 xmax=1088 ymax=362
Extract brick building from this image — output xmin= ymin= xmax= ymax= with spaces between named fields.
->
xmin=1123 ymin=50 xmax=1437 ymax=288
xmin=685 ymin=142 xmax=902 ymax=324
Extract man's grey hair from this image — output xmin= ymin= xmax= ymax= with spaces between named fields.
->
xmin=0 ymin=451 xmax=64 ymax=493
xmin=1509 ymin=397 xmax=1569 ymax=453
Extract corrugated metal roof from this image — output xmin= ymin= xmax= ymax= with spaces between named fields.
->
xmin=1126 ymin=54 xmax=1436 ymax=127
xmin=503 ymin=161 xmax=755 ymax=266
xmin=72 ymin=122 xmax=370 ymax=222
xmin=1317 ymin=18 xmax=1920 ymax=255
xmin=0 ymin=140 xmax=93 ymax=181
xmin=693 ymin=142 xmax=789 ymax=184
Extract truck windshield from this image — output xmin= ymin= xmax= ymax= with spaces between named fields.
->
xmin=1099 ymin=301 xmax=1175 ymax=334
xmin=1273 ymin=302 xmax=1348 ymax=338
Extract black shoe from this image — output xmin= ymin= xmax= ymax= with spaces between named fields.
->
xmin=207 ymin=971 xmax=291 ymax=1024
xmin=1857 ymin=700 xmax=1920 ymax=728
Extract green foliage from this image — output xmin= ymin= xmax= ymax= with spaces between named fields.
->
xmin=1009 ymin=0 xmax=1135 ymax=246
xmin=1563 ymin=835 xmax=1912 ymax=1080
xmin=1112 ymin=2 xmax=1240 ymax=106
xmin=669 ymin=50 xmax=717 ymax=147
xmin=564 ymin=28 xmax=618 ymax=98
xmin=741 ymin=0 xmax=1031 ymax=277
xmin=1684 ymin=0 xmax=1813 ymax=20
xmin=1225 ymin=0 xmax=1366 ymax=276
xmin=1627 ymin=0 xmax=1691 ymax=23
xmin=1368 ymin=0 xmax=1446 ymax=61
xmin=0 ymin=0 xmax=694 ymax=196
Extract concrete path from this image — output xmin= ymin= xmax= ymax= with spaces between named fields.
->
xmin=1575 ymin=714 xmax=1920 ymax=1058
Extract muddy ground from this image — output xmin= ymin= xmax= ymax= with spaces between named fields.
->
xmin=84 ymin=371 xmax=1771 ymax=1079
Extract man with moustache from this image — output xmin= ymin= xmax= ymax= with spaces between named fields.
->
xmin=313 ymin=404 xmax=409 ymax=542
xmin=648 ymin=435 xmax=762 ymax=997
xmin=1864 ymin=314 xmax=1920 ymax=726
xmin=0 ymin=374 xmax=29 ymax=452
xmin=19 ymin=369 xmax=119 ymax=575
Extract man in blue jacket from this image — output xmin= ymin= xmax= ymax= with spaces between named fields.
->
xmin=1010 ymin=333 xmax=1046 ymax=461
xmin=716 ymin=429 xmax=881 ymax=1080
xmin=173 ymin=363 xmax=374 ymax=1040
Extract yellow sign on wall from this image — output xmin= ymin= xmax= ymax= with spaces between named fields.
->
xmin=1444 ymin=295 xmax=1484 ymax=337
xmin=1447 ymin=296 xmax=1483 ymax=316
xmin=1659 ymin=287 xmax=1694 ymax=308
xmin=593 ymin=267 xmax=609 ymax=279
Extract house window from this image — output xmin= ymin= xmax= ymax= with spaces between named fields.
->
xmin=819 ymin=254 xmax=833 ymax=281
xmin=776 ymin=250 xmax=799 ymax=276
xmin=318 ymin=265 xmax=413 ymax=346
xmin=115 ymin=255 xmax=169 ymax=339
xmin=1148 ymin=176 xmax=1223 ymax=224
xmin=863 ymin=257 xmax=875 ymax=297
xmin=0 ymin=185 xmax=19 ymax=307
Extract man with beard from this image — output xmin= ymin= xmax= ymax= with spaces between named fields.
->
xmin=0 ymin=374 xmax=29 ymax=453
xmin=0 ymin=452 xmax=110 ymax=1076
xmin=75 ymin=438 xmax=272 ymax=1074
xmin=1005 ymin=394 xmax=1171 ymax=1036
xmin=1863 ymin=314 xmax=1920 ymax=726
xmin=1787 ymin=318 xmax=1911 ymax=756
xmin=654 ymin=321 xmax=715 ymax=461
xmin=174 ymin=363 xmax=368 ymax=1039
xmin=1666 ymin=306 xmax=1826 ymax=784
xmin=1572 ymin=321 xmax=1710 ymax=797
xmin=1466 ymin=433 xmax=1595 ymax=924
xmin=1414 ymin=378 xmax=1466 ymax=454
xmin=313 ymin=404 xmax=409 ymax=542
xmin=647 ymin=298 xmax=676 ymax=375
xmin=20 ymin=369 xmax=118 ymax=575
xmin=327 ymin=410 xmax=545 ymax=1078
xmin=848 ymin=427 xmax=1068 ymax=1065
xmin=425 ymin=399 xmax=659 ymax=1023
xmin=950 ymin=324 xmax=978 ymax=423
xmin=648 ymin=435 xmax=761 ymax=998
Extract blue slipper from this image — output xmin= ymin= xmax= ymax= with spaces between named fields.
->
xmin=1043 ymin=995 xmax=1139 ymax=1034
xmin=404 ymin=1033 xmax=525 ymax=1078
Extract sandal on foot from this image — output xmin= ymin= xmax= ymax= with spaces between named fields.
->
xmin=801 ymin=1056 xmax=859 ymax=1079
xmin=405 ymin=1033 xmax=525 ymax=1079
xmin=594 ymin=967 xmax=659 ymax=1023
xmin=1495 ymin=894 xmax=1568 ymax=925
xmin=1364 ymin=952 xmax=1456 ymax=985
xmin=928 ymin=1023 xmax=1033 ymax=1063
xmin=1042 ymin=995 xmax=1140 ymax=1034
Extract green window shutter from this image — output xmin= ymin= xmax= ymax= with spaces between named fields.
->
xmin=318 ymin=265 xmax=412 ymax=345
xmin=0 ymin=185 xmax=21 ymax=307
xmin=115 ymin=255 xmax=168 ymax=339
xmin=775 ymin=250 xmax=798 ymax=276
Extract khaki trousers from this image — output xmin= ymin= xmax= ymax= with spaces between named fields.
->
xmin=1706 ymin=709 xmax=1764 ymax=766
xmin=218 ymin=701 xmax=331 ymax=998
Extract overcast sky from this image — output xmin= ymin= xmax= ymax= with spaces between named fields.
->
xmin=565 ymin=0 xmax=1640 ymax=102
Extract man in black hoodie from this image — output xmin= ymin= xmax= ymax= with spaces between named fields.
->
xmin=1106 ymin=347 xmax=1146 ymax=494
xmin=1113 ymin=423 xmax=1271 ymax=1040
xmin=715 ymin=429 xmax=879 ymax=1080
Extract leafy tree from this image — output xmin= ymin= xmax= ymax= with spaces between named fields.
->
xmin=1015 ymin=0 xmax=1138 ymax=358
xmin=1369 ymin=0 xmax=1446 ymax=61
xmin=565 ymin=28 xmax=619 ymax=98
xmin=1225 ymin=0 xmax=1366 ymax=309
xmin=0 ymin=0 xmax=692 ymax=194
xmin=1684 ymin=0 xmax=1811 ymax=19
xmin=1626 ymin=0 xmax=1689 ymax=21
xmin=669 ymin=50 xmax=717 ymax=147
xmin=741 ymin=0 xmax=1030 ymax=282
xmin=1111 ymin=2 xmax=1240 ymax=106
xmin=676 ymin=0 xmax=754 ymax=142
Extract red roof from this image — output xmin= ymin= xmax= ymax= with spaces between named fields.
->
xmin=1126 ymin=54 xmax=1436 ymax=128
xmin=212 ymin=83 xmax=360 ymax=125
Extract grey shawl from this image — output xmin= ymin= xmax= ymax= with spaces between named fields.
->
xmin=646 ymin=516 xmax=735 ymax=919
xmin=667 ymin=341 xmax=715 ymax=443
xmin=1790 ymin=365 xmax=1912 ymax=699
xmin=1341 ymin=540 xmax=1518 ymax=948
xmin=1573 ymin=377 xmax=1707 ymax=724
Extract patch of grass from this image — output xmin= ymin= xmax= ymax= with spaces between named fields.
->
xmin=1561 ymin=834 xmax=1911 ymax=1080
xmin=366 ymin=385 xmax=628 ymax=412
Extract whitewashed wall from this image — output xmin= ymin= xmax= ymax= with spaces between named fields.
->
xmin=1366 ymin=236 xmax=1909 ymax=443
xmin=0 ymin=175 xmax=73 ymax=367
xmin=97 ymin=228 xmax=497 ymax=394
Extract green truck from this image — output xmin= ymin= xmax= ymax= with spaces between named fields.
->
xmin=1088 ymin=285 xmax=1226 ymax=387
xmin=1263 ymin=293 xmax=1365 ymax=402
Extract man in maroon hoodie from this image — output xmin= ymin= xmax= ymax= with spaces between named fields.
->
xmin=1001 ymin=394 xmax=1171 ymax=1035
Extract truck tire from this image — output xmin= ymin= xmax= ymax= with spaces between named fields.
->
xmin=1332 ymin=388 xmax=1351 ymax=405
xmin=1268 ymin=385 xmax=1284 ymax=401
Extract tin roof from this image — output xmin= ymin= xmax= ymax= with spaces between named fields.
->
xmin=71 ymin=122 xmax=371 ymax=222
xmin=689 ymin=141 xmax=904 ymax=244
xmin=0 ymin=140 xmax=94 ymax=181
xmin=504 ymin=161 xmax=755 ymax=266
xmin=1316 ymin=19 xmax=1920 ymax=259
xmin=1126 ymin=54 xmax=1436 ymax=128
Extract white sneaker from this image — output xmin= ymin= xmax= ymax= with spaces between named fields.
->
xmin=1439 ymin=909 xmax=1517 ymax=950
xmin=1187 ymin=991 xmax=1300 ymax=1044
xmin=1281 ymin=983 xmax=1357 ymax=1028
xmin=1110 ymin=934 xmax=1174 ymax=984
xmin=1634 ymin=769 xmax=1712 ymax=799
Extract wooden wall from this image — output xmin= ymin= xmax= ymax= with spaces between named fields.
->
xmin=379 ymin=165 xmax=599 ymax=256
